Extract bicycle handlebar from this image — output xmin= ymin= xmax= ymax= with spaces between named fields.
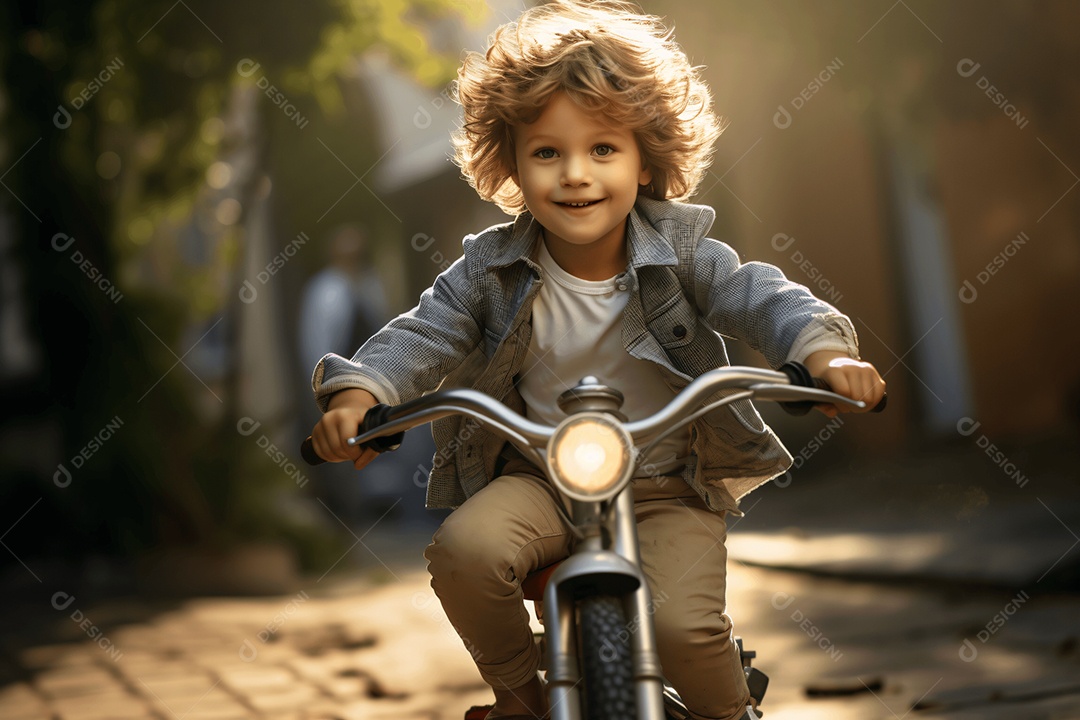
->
xmin=776 ymin=361 xmax=888 ymax=416
xmin=299 ymin=362 xmax=886 ymax=466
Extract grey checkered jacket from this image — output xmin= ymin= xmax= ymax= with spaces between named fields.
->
xmin=312 ymin=197 xmax=858 ymax=513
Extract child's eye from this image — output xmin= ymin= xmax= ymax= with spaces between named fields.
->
xmin=535 ymin=148 xmax=557 ymax=159
xmin=594 ymin=145 xmax=614 ymax=157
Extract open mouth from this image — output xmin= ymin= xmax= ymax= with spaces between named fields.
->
xmin=557 ymin=199 xmax=603 ymax=208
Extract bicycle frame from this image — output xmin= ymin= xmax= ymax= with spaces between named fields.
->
xmin=302 ymin=363 xmax=874 ymax=720
xmin=543 ymin=483 xmax=668 ymax=720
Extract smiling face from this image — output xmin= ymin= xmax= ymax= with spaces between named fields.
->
xmin=512 ymin=92 xmax=652 ymax=275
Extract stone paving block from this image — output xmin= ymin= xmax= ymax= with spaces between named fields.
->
xmin=0 ymin=681 xmax=50 ymax=715
xmin=54 ymin=713 xmax=159 ymax=720
xmin=118 ymin=660 xmax=204 ymax=681
xmin=18 ymin=644 xmax=98 ymax=670
xmin=312 ymin=675 xmax=371 ymax=701
xmin=244 ymin=683 xmax=321 ymax=713
xmin=185 ymin=648 xmax=253 ymax=668
xmin=107 ymin=626 xmax=164 ymax=650
xmin=102 ymin=649 xmax=161 ymax=667
xmin=133 ymin=674 xmax=224 ymax=701
xmin=163 ymin=703 xmax=250 ymax=720
xmin=34 ymin=665 xmax=120 ymax=699
xmin=50 ymin=694 xmax=154 ymax=720
xmin=281 ymin=655 xmax=334 ymax=680
xmin=0 ymin=712 xmax=55 ymax=720
xmin=325 ymin=696 xmax=451 ymax=720
xmin=221 ymin=640 xmax=295 ymax=666
xmin=287 ymin=698 xmax=344 ymax=719
xmin=141 ymin=689 xmax=248 ymax=720
xmin=157 ymin=631 xmax=236 ymax=653
xmin=217 ymin=665 xmax=297 ymax=690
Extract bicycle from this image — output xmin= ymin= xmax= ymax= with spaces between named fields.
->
xmin=302 ymin=361 xmax=885 ymax=720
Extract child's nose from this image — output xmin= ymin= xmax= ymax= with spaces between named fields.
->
xmin=561 ymin=155 xmax=591 ymax=186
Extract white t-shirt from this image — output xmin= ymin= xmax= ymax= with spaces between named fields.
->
xmin=518 ymin=241 xmax=690 ymax=472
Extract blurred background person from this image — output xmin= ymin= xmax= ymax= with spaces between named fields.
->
xmin=298 ymin=223 xmax=435 ymax=532
xmin=299 ymin=223 xmax=389 ymax=375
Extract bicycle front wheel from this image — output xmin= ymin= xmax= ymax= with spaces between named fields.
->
xmin=578 ymin=594 xmax=637 ymax=720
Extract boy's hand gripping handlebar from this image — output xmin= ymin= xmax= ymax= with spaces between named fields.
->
xmin=776 ymin=361 xmax=887 ymax=416
xmin=299 ymin=403 xmax=404 ymax=466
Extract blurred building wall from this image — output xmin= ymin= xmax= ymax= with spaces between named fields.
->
xmin=640 ymin=0 xmax=1080 ymax=452
xmin=352 ymin=0 xmax=1080 ymax=457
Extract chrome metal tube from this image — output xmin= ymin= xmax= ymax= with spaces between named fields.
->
xmin=544 ymin=581 xmax=583 ymax=720
xmin=624 ymin=367 xmax=788 ymax=439
xmin=613 ymin=488 xmax=667 ymax=720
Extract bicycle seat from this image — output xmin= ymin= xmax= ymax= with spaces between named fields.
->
xmin=522 ymin=560 xmax=563 ymax=601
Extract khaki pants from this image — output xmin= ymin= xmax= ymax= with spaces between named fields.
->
xmin=423 ymin=460 xmax=752 ymax=720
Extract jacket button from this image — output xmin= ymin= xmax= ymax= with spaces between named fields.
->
xmin=673 ymin=324 xmax=687 ymax=338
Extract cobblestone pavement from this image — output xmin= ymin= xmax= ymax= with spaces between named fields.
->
xmin=3 ymin=550 xmax=1079 ymax=720
xmin=3 ymin=441 xmax=1078 ymax=719
xmin=1 ymin=563 xmax=492 ymax=720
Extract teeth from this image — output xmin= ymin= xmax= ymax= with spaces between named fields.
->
xmin=564 ymin=201 xmax=594 ymax=207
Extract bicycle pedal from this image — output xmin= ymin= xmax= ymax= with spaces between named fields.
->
xmin=745 ymin=666 xmax=769 ymax=705
xmin=735 ymin=636 xmax=757 ymax=667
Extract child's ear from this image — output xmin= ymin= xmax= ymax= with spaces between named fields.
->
xmin=638 ymin=164 xmax=653 ymax=187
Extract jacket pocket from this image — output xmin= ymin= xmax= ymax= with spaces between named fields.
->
xmin=646 ymin=295 xmax=698 ymax=351
xmin=702 ymin=397 xmax=768 ymax=445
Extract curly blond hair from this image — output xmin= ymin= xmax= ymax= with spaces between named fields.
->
xmin=452 ymin=0 xmax=724 ymax=215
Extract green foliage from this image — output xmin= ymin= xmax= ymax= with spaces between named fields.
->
xmin=0 ymin=0 xmax=485 ymax=572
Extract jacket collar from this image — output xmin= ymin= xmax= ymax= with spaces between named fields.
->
xmin=483 ymin=197 xmax=716 ymax=271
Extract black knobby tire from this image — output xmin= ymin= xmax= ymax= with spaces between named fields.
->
xmin=578 ymin=594 xmax=637 ymax=720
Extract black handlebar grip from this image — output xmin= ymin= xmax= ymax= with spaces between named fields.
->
xmin=299 ymin=403 xmax=406 ymax=467
xmin=357 ymin=403 xmax=407 ymax=452
xmin=778 ymin=362 xmax=887 ymax=415
xmin=300 ymin=436 xmax=326 ymax=466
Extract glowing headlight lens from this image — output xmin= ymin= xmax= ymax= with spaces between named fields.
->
xmin=548 ymin=415 xmax=632 ymax=499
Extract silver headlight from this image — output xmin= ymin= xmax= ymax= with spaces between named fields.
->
xmin=547 ymin=413 xmax=633 ymax=501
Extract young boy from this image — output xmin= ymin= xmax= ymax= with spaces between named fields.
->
xmin=309 ymin=2 xmax=885 ymax=718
